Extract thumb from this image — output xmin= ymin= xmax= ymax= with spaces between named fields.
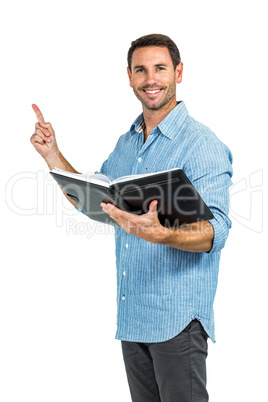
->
xmin=148 ymin=200 xmax=158 ymax=214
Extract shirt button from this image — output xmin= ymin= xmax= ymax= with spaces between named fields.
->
xmin=123 ymin=271 xmax=126 ymax=276
xmin=125 ymin=243 xmax=129 ymax=248
xmin=122 ymin=295 xmax=125 ymax=301
xmin=138 ymin=157 xmax=142 ymax=162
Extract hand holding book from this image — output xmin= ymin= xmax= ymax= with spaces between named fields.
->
xmin=100 ymin=199 xmax=214 ymax=252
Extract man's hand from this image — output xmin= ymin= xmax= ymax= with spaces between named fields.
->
xmin=30 ymin=104 xmax=59 ymax=161
xmin=101 ymin=200 xmax=214 ymax=252
xmin=30 ymin=104 xmax=80 ymax=208
xmin=101 ymin=200 xmax=165 ymax=243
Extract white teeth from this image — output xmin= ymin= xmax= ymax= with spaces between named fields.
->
xmin=145 ymin=90 xmax=161 ymax=94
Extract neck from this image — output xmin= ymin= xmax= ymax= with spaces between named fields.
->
xmin=142 ymin=97 xmax=177 ymax=142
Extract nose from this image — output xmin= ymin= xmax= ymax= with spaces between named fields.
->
xmin=145 ymin=69 xmax=157 ymax=86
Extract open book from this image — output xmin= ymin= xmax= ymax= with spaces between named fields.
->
xmin=51 ymin=167 xmax=181 ymax=187
xmin=50 ymin=167 xmax=214 ymax=227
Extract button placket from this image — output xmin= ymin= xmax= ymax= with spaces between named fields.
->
xmin=121 ymin=238 xmax=129 ymax=302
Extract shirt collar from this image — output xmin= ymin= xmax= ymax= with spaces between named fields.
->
xmin=130 ymin=101 xmax=189 ymax=140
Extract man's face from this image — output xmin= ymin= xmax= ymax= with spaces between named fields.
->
xmin=127 ymin=46 xmax=183 ymax=111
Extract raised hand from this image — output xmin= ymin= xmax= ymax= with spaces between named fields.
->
xmin=30 ymin=104 xmax=59 ymax=161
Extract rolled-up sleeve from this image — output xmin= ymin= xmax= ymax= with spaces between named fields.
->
xmin=184 ymin=134 xmax=233 ymax=254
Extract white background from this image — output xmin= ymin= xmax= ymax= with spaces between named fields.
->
xmin=1 ymin=0 xmax=267 ymax=401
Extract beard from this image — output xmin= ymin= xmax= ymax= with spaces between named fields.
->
xmin=133 ymin=81 xmax=176 ymax=111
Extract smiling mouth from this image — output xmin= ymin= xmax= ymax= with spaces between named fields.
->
xmin=144 ymin=89 xmax=161 ymax=93
xmin=142 ymin=88 xmax=163 ymax=95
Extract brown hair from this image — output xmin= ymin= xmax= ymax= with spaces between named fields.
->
xmin=127 ymin=33 xmax=181 ymax=72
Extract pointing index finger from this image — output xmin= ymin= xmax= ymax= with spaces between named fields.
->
xmin=32 ymin=104 xmax=45 ymax=124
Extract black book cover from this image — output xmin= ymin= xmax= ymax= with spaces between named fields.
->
xmin=50 ymin=169 xmax=214 ymax=227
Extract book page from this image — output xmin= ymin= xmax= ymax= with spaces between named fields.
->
xmin=51 ymin=168 xmax=111 ymax=187
xmin=51 ymin=167 xmax=181 ymax=187
xmin=110 ymin=167 xmax=181 ymax=185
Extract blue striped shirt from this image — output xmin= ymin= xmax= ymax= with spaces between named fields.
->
xmin=96 ymin=101 xmax=233 ymax=343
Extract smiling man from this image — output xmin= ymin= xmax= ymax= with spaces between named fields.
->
xmin=128 ymin=45 xmax=182 ymax=139
xmin=31 ymin=34 xmax=233 ymax=402
xmin=129 ymin=46 xmax=179 ymax=111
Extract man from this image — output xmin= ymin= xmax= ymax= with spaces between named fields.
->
xmin=31 ymin=34 xmax=233 ymax=402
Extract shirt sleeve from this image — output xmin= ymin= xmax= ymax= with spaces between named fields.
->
xmin=183 ymin=134 xmax=233 ymax=254
xmin=95 ymin=135 xmax=124 ymax=177
xmin=75 ymin=206 xmax=87 ymax=215
xmin=75 ymin=158 xmax=108 ymax=214
xmin=98 ymin=158 xmax=109 ymax=175
xmin=76 ymin=137 xmax=120 ymax=215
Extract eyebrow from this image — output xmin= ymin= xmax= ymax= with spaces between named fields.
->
xmin=133 ymin=63 xmax=168 ymax=71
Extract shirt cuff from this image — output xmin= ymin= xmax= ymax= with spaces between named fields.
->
xmin=75 ymin=206 xmax=86 ymax=215
xmin=207 ymin=215 xmax=232 ymax=254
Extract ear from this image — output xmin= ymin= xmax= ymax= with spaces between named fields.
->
xmin=175 ymin=62 xmax=183 ymax=84
xmin=127 ymin=67 xmax=133 ymax=88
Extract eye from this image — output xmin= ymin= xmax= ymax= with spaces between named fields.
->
xmin=136 ymin=68 xmax=144 ymax=73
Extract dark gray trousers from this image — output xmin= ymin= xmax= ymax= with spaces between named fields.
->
xmin=121 ymin=319 xmax=209 ymax=402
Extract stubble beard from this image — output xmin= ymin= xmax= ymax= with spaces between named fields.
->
xmin=133 ymin=81 xmax=177 ymax=111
